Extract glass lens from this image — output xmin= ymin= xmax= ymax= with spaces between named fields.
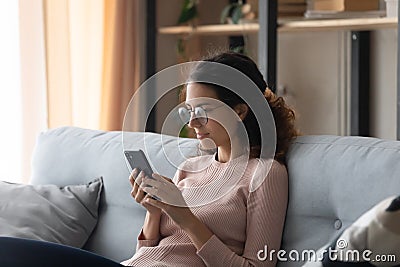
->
xmin=178 ymin=107 xmax=190 ymax=124
xmin=194 ymin=107 xmax=207 ymax=125
xmin=177 ymin=106 xmax=208 ymax=125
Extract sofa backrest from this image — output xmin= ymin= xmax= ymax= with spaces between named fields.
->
xmin=31 ymin=127 xmax=400 ymax=265
xmin=282 ymin=135 xmax=400 ymax=266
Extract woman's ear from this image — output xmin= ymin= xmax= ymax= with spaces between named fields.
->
xmin=234 ymin=103 xmax=249 ymax=121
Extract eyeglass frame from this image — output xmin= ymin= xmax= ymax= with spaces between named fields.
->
xmin=178 ymin=105 xmax=225 ymax=126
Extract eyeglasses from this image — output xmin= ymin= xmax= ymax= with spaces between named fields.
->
xmin=178 ymin=105 xmax=223 ymax=126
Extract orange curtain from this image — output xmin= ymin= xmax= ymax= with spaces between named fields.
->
xmin=43 ymin=0 xmax=144 ymax=131
xmin=43 ymin=0 xmax=104 ymax=129
xmin=100 ymin=0 xmax=144 ymax=131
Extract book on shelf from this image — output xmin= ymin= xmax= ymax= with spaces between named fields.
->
xmin=310 ymin=0 xmax=380 ymax=12
xmin=278 ymin=0 xmax=307 ymax=17
xmin=278 ymin=0 xmax=306 ymax=3
xmin=279 ymin=4 xmax=307 ymax=13
xmin=304 ymin=10 xmax=386 ymax=19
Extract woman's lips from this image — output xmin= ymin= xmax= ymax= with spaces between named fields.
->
xmin=196 ymin=133 xmax=209 ymax=140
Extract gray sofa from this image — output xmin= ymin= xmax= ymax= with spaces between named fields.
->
xmin=30 ymin=126 xmax=400 ymax=266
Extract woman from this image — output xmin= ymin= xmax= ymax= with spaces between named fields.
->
xmin=122 ymin=51 xmax=298 ymax=266
xmin=0 ymin=51 xmax=297 ymax=267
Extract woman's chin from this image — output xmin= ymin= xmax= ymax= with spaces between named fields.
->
xmin=199 ymin=137 xmax=216 ymax=150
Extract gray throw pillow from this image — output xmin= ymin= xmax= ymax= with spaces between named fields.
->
xmin=0 ymin=177 xmax=103 ymax=248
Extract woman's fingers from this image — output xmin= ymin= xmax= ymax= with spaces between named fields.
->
xmin=129 ymin=168 xmax=138 ymax=187
xmin=135 ymin=170 xmax=145 ymax=186
xmin=130 ymin=169 xmax=139 ymax=197
xmin=146 ymin=174 xmax=187 ymax=207
xmin=143 ymin=195 xmax=164 ymax=209
xmin=130 ymin=171 xmax=174 ymax=205
xmin=142 ymin=177 xmax=159 ymax=188
xmin=152 ymin=173 xmax=173 ymax=183
xmin=130 ymin=170 xmax=147 ymax=203
xmin=141 ymin=177 xmax=163 ymax=201
xmin=142 ymin=186 xmax=159 ymax=198
xmin=135 ymin=187 xmax=146 ymax=203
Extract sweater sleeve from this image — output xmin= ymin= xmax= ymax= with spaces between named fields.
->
xmin=136 ymin=228 xmax=159 ymax=251
xmin=135 ymin=164 xmax=186 ymax=252
xmin=120 ymin=229 xmax=160 ymax=266
xmin=196 ymin=161 xmax=289 ymax=267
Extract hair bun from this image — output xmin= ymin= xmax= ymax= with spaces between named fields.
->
xmin=264 ymin=87 xmax=273 ymax=98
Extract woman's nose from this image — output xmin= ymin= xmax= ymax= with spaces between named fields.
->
xmin=187 ymin=116 xmax=202 ymax=129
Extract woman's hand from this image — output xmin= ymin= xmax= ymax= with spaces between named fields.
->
xmin=142 ymin=173 xmax=214 ymax=250
xmin=129 ymin=168 xmax=164 ymax=241
xmin=141 ymin=173 xmax=194 ymax=228
xmin=129 ymin=168 xmax=161 ymax=216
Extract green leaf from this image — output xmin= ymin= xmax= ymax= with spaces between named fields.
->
xmin=231 ymin=45 xmax=244 ymax=54
xmin=186 ymin=0 xmax=196 ymax=9
xmin=177 ymin=0 xmax=198 ymax=24
xmin=220 ymin=5 xmax=232 ymax=24
xmin=176 ymin=38 xmax=185 ymax=55
xmin=231 ymin=6 xmax=243 ymax=24
xmin=179 ymin=125 xmax=189 ymax=138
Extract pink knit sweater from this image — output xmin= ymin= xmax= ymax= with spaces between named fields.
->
xmin=121 ymin=153 xmax=288 ymax=267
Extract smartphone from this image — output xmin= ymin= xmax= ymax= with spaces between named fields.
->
xmin=124 ymin=149 xmax=154 ymax=178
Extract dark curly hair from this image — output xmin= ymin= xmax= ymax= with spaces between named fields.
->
xmin=180 ymin=51 xmax=298 ymax=165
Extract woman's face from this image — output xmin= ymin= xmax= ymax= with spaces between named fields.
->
xmin=185 ymin=83 xmax=232 ymax=149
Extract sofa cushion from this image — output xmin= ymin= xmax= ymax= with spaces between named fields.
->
xmin=324 ymin=195 xmax=400 ymax=266
xmin=0 ymin=177 xmax=102 ymax=248
xmin=302 ymin=195 xmax=400 ymax=266
xmin=30 ymin=126 xmax=200 ymax=262
xmin=282 ymin=136 xmax=400 ymax=266
xmin=31 ymin=128 xmax=400 ymax=264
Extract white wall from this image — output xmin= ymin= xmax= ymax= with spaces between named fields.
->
xmin=276 ymin=28 xmax=398 ymax=139
xmin=370 ymin=29 xmax=397 ymax=140
xmin=277 ymin=31 xmax=348 ymax=135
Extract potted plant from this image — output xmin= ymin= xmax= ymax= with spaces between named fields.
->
xmin=177 ymin=0 xmax=198 ymax=25
xmin=175 ymin=0 xmax=199 ymax=62
xmin=220 ymin=0 xmax=256 ymax=24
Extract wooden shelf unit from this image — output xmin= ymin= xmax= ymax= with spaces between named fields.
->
xmin=280 ymin=17 xmax=397 ymax=32
xmin=158 ymin=17 xmax=397 ymax=36
xmin=150 ymin=0 xmax=400 ymax=138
